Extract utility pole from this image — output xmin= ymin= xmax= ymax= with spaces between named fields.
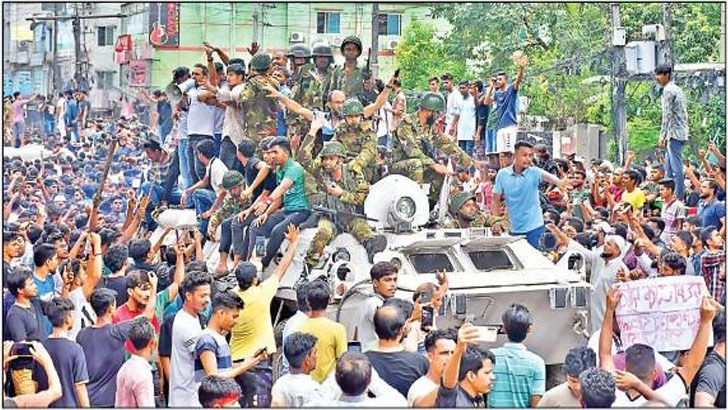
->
xmin=662 ymin=3 xmax=673 ymax=68
xmin=370 ymin=3 xmax=379 ymax=80
xmin=72 ymin=3 xmax=82 ymax=88
xmin=610 ymin=3 xmax=628 ymax=165
xmin=721 ymin=3 xmax=725 ymax=63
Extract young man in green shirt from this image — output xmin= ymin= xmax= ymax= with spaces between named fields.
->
xmin=247 ymin=137 xmax=311 ymax=268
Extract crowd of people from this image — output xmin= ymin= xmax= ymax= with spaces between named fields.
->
xmin=2 ymin=35 xmax=726 ymax=408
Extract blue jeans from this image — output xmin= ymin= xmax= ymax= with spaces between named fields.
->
xmin=220 ymin=216 xmax=235 ymax=254
xmin=219 ymin=136 xmax=239 ymax=171
xmin=485 ymin=129 xmax=497 ymax=154
xmin=188 ymin=135 xmax=213 ymax=184
xmin=178 ymin=138 xmax=192 ymax=189
xmin=140 ymin=182 xmax=182 ymax=230
xmin=247 ymin=210 xmax=311 ymax=267
xmin=512 ymin=225 xmax=546 ymax=249
xmin=232 ymin=213 xmax=258 ymax=259
xmin=458 ymin=140 xmax=474 ymax=156
xmin=185 ymin=189 xmax=217 ymax=235
xmin=43 ymin=117 xmax=55 ymax=137
xmin=214 ymin=133 xmax=222 ymax=157
xmin=665 ymin=139 xmax=685 ymax=200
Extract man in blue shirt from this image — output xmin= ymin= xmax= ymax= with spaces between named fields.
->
xmin=484 ymin=57 xmax=527 ymax=168
xmin=698 ymin=179 xmax=726 ymax=229
xmin=64 ymin=90 xmax=79 ymax=142
xmin=492 ymin=141 xmax=568 ymax=249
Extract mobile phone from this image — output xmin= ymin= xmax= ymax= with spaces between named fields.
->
xmin=394 ymin=68 xmax=400 ymax=78
xmin=420 ymin=290 xmax=432 ymax=304
xmin=10 ymin=342 xmax=33 ymax=357
xmin=254 ymin=237 xmax=266 ymax=256
xmin=253 ymin=347 xmax=268 ymax=358
xmin=421 ymin=305 xmax=434 ymax=331
xmin=472 ymin=326 xmax=499 ymax=343
xmin=347 ymin=341 xmax=362 ymax=353
xmin=455 ymin=294 xmax=467 ymax=315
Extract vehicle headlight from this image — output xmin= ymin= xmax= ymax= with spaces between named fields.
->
xmin=332 ymin=247 xmax=351 ymax=263
xmin=390 ymin=196 xmax=416 ymax=222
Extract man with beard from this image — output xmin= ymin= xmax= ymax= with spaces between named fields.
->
xmin=201 ymin=63 xmax=247 ymax=170
xmin=547 ymin=224 xmax=628 ymax=333
xmin=329 ymin=36 xmax=369 ymax=103
xmin=297 ymin=137 xmax=386 ymax=268
xmin=700 ymin=227 xmax=725 ymax=303
xmin=186 ymin=64 xmax=217 ymax=184
xmin=443 ymin=192 xmax=507 ymax=233
xmin=569 ymin=170 xmax=591 ymax=221
xmin=697 ymin=179 xmax=726 ymax=229
xmin=407 ymin=329 xmax=457 ymax=407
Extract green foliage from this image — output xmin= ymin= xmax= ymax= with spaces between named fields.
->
xmin=395 ymin=19 xmax=467 ymax=91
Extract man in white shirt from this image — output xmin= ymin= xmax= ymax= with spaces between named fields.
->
xmin=271 ymin=332 xmax=320 ymax=407
xmin=55 ymin=92 xmax=67 ymax=138
xmin=443 ymin=74 xmax=462 ymax=138
xmin=169 ymin=271 xmax=212 ymax=407
xmin=180 ymin=138 xmax=228 ymax=237
xmin=407 ymin=329 xmax=457 ymax=407
xmin=455 ymin=80 xmax=476 ymax=156
xmin=186 ymin=63 xmax=217 ymax=184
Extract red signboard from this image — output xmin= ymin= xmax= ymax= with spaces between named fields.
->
xmin=148 ymin=3 xmax=180 ymax=47
xmin=115 ymin=34 xmax=132 ymax=52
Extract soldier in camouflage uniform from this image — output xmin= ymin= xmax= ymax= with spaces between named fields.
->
xmin=390 ymin=92 xmax=455 ymax=183
xmin=302 ymin=43 xmax=335 ymax=112
xmin=442 ymin=192 xmax=508 ymax=233
xmin=298 ymin=139 xmax=386 ymax=268
xmin=240 ymin=54 xmax=280 ymax=148
xmin=289 ymin=45 xmax=315 ymax=103
xmin=210 ymin=170 xmax=247 ymax=276
xmin=329 ymin=36 xmax=370 ymax=103
xmin=332 ymin=98 xmax=379 ymax=184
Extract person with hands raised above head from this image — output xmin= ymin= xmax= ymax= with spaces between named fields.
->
xmin=435 ymin=322 xmax=496 ymax=407
xmin=3 ymin=340 xmax=63 ymax=408
xmin=601 ymin=287 xmax=721 ymax=407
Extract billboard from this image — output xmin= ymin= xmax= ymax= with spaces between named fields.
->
xmin=148 ymin=2 xmax=180 ymax=47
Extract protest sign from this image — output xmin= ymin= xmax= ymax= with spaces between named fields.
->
xmin=615 ymin=276 xmax=709 ymax=352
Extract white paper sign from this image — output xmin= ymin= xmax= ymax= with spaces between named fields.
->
xmin=615 ymin=276 xmax=709 ymax=352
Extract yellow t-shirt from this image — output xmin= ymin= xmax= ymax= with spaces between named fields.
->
xmin=229 ymin=276 xmax=279 ymax=361
xmin=622 ymin=188 xmax=646 ymax=211
xmin=294 ymin=316 xmax=348 ymax=383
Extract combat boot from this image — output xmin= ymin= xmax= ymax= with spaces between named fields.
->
xmin=364 ymin=234 xmax=387 ymax=263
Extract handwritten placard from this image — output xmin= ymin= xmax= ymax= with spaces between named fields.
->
xmin=615 ymin=276 xmax=709 ymax=352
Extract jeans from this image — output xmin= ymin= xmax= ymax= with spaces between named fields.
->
xmin=140 ymin=182 xmax=182 ymax=230
xmin=185 ymin=188 xmax=217 ymax=235
xmin=187 ymin=134 xmax=214 ymax=185
xmin=43 ymin=118 xmax=55 ymax=137
xmin=458 ymin=140 xmax=474 ymax=156
xmin=485 ymin=129 xmax=497 ymax=154
xmin=219 ymin=136 xmax=239 ymax=171
xmin=214 ymin=133 xmax=222 ymax=157
xmin=665 ymin=139 xmax=685 ymax=200
xmin=247 ymin=210 xmax=311 ymax=267
xmin=512 ymin=225 xmax=546 ymax=249
xmin=178 ymin=138 xmax=192 ymax=189
xmin=219 ymin=216 xmax=235 ymax=253
xmin=11 ymin=122 xmax=25 ymax=145
xmin=232 ymin=213 xmax=258 ymax=259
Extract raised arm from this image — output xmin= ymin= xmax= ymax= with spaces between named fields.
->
xmin=363 ymin=77 xmax=395 ymax=118
xmin=678 ymin=297 xmax=719 ymax=386
xmin=271 ymin=225 xmax=300 ymax=282
xmin=82 ymin=232 xmax=103 ymax=300
xmin=599 ymin=287 xmax=620 ymax=373
xmin=264 ymin=84 xmax=313 ymax=122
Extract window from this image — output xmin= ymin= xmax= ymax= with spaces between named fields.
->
xmin=468 ymin=250 xmax=514 ymax=271
xmin=378 ymin=13 xmax=402 ymax=36
xmin=408 ymin=253 xmax=454 ymax=273
xmin=317 ymin=12 xmax=340 ymax=34
xmin=97 ymin=26 xmax=115 ymax=47
xmin=97 ymin=71 xmax=114 ymax=90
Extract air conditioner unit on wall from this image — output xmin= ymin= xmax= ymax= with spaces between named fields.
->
xmin=331 ymin=37 xmax=343 ymax=47
xmin=388 ymin=40 xmax=399 ymax=50
xmin=289 ymin=32 xmax=304 ymax=43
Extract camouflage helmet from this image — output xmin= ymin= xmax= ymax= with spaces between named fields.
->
xmin=259 ymin=136 xmax=276 ymax=151
xmin=342 ymin=98 xmax=364 ymax=116
xmin=449 ymin=192 xmax=476 ymax=215
xmin=287 ymin=44 xmax=311 ymax=59
xmin=249 ymin=54 xmax=272 ymax=72
xmin=340 ymin=36 xmax=363 ymax=56
xmin=319 ymin=141 xmax=347 ymax=158
xmin=311 ymin=42 xmax=334 ymax=58
xmin=222 ymin=170 xmax=244 ymax=190
xmin=419 ymin=92 xmax=446 ymax=112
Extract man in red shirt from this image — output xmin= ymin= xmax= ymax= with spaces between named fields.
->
xmin=113 ymin=270 xmax=159 ymax=353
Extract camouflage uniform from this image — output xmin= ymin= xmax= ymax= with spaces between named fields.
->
xmin=389 ymin=114 xmax=437 ymax=182
xmin=208 ymin=171 xmax=247 ymax=236
xmin=240 ymin=56 xmax=280 ymax=147
xmin=442 ymin=192 xmax=509 ymax=231
xmin=333 ymin=121 xmax=378 ymax=184
xmin=329 ymin=36 xmax=369 ymax=102
xmin=298 ymin=139 xmax=381 ymax=267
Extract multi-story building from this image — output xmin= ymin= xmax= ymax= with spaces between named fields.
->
xmin=119 ymin=3 xmax=447 ymax=93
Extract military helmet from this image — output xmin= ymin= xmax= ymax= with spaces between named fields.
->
xmin=259 ymin=136 xmax=276 ymax=151
xmin=250 ymin=54 xmax=272 ymax=71
xmin=419 ymin=92 xmax=446 ymax=112
xmin=340 ymin=36 xmax=363 ymax=56
xmin=222 ymin=170 xmax=244 ymax=190
xmin=287 ymin=44 xmax=311 ymax=59
xmin=311 ymin=42 xmax=334 ymax=58
xmin=449 ymin=192 xmax=476 ymax=215
xmin=319 ymin=141 xmax=347 ymax=158
xmin=341 ymin=98 xmax=364 ymax=116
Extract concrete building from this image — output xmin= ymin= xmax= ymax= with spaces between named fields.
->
xmin=119 ymin=3 xmax=447 ymax=93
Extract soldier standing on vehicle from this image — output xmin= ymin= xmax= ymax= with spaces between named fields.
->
xmin=298 ymin=126 xmax=387 ymax=269
xmin=304 ymin=43 xmax=335 ymax=112
xmin=238 ymin=54 xmax=280 ymax=148
xmin=332 ymin=99 xmax=379 ymax=184
xmin=288 ymin=45 xmax=315 ymax=103
xmin=329 ymin=36 xmax=369 ymax=103
xmin=443 ymin=192 xmax=507 ymax=233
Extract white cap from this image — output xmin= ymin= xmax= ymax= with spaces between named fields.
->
xmin=53 ymin=195 xmax=67 ymax=202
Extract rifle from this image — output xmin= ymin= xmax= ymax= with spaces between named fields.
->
xmin=312 ymin=205 xmax=379 ymax=223
xmin=88 ymin=139 xmax=119 ymax=232
xmin=365 ymin=47 xmax=372 ymax=81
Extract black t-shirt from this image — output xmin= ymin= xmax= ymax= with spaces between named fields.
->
xmin=244 ymin=157 xmax=277 ymax=202
xmin=76 ymin=322 xmax=134 ymax=407
xmin=365 ymin=350 xmax=430 ymax=398
xmin=34 ymin=338 xmax=89 ymax=408
xmin=158 ymin=311 xmax=177 ymax=358
xmin=691 ymin=350 xmax=726 ymax=408
xmin=5 ymin=300 xmax=47 ymax=342
xmin=102 ymin=275 xmax=129 ymax=307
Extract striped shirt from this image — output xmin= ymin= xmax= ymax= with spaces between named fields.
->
xmin=659 ymin=198 xmax=684 ymax=244
xmin=660 ymin=82 xmax=689 ymax=141
xmin=488 ymin=342 xmax=546 ymax=408
xmin=701 ymin=251 xmax=725 ymax=303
